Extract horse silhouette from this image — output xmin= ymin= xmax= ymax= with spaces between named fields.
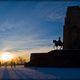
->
xmin=53 ymin=37 xmax=63 ymax=50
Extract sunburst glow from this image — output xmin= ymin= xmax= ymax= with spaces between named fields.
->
xmin=0 ymin=52 xmax=12 ymax=61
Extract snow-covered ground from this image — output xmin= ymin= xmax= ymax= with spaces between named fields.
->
xmin=0 ymin=66 xmax=57 ymax=80
xmin=0 ymin=66 xmax=80 ymax=80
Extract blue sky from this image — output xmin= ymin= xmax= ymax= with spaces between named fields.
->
xmin=0 ymin=1 xmax=80 ymax=53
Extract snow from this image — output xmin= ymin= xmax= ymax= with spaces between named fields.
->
xmin=0 ymin=66 xmax=80 ymax=79
xmin=0 ymin=66 xmax=57 ymax=80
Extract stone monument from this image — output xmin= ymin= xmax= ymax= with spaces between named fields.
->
xmin=63 ymin=6 xmax=80 ymax=50
xmin=24 ymin=6 xmax=80 ymax=67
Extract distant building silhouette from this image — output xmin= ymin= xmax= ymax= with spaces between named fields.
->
xmin=63 ymin=6 xmax=80 ymax=50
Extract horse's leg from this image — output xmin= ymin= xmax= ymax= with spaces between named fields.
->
xmin=59 ymin=46 xmax=62 ymax=50
xmin=61 ymin=46 xmax=63 ymax=49
xmin=55 ymin=46 xmax=56 ymax=50
xmin=55 ymin=45 xmax=58 ymax=50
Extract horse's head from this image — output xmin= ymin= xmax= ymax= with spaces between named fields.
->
xmin=53 ymin=40 xmax=57 ymax=43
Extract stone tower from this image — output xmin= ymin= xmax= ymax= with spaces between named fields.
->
xmin=63 ymin=6 xmax=80 ymax=50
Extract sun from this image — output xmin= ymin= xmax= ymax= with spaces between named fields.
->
xmin=0 ymin=52 xmax=12 ymax=61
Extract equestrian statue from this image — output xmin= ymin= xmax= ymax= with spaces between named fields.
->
xmin=53 ymin=37 xmax=63 ymax=50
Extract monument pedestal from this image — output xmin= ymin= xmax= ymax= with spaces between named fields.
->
xmin=24 ymin=50 xmax=80 ymax=67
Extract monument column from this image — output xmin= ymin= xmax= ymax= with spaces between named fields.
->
xmin=63 ymin=6 xmax=80 ymax=50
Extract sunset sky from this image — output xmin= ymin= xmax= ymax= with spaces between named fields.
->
xmin=0 ymin=1 xmax=80 ymax=60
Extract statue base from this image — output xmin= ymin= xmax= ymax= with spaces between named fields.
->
xmin=24 ymin=50 xmax=80 ymax=67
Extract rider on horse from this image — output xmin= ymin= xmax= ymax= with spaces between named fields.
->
xmin=53 ymin=37 xmax=63 ymax=50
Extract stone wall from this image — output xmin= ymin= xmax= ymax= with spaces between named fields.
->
xmin=24 ymin=50 xmax=80 ymax=67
